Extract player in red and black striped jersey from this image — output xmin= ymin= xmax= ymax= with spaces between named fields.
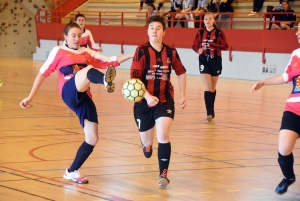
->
xmin=130 ymin=15 xmax=186 ymax=187
xmin=192 ymin=12 xmax=228 ymax=122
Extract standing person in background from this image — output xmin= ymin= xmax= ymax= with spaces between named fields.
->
xmin=192 ymin=12 xmax=228 ymax=122
xmin=75 ymin=13 xmax=103 ymax=52
xmin=20 ymin=21 xmax=133 ymax=184
xmin=248 ymin=0 xmax=264 ymax=16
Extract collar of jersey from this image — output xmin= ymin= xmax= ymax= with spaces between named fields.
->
xmin=65 ymin=43 xmax=78 ymax=50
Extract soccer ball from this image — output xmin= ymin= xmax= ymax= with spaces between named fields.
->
xmin=122 ymin=79 xmax=146 ymax=102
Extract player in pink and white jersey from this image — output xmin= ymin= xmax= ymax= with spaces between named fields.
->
xmin=75 ymin=13 xmax=103 ymax=52
xmin=20 ymin=21 xmax=133 ymax=184
xmin=251 ymin=23 xmax=300 ymax=195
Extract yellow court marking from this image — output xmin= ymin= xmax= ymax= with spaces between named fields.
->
xmin=145 ymin=195 xmax=159 ymax=198
xmin=226 ymin=190 xmax=241 ymax=192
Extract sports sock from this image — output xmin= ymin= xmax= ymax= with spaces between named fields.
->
xmin=204 ymin=91 xmax=213 ymax=116
xmin=87 ymin=68 xmax=104 ymax=84
xmin=69 ymin=141 xmax=94 ymax=172
xmin=158 ymin=142 xmax=171 ymax=175
xmin=278 ymin=152 xmax=295 ymax=181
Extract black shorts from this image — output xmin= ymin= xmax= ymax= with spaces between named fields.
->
xmin=280 ymin=111 xmax=300 ymax=136
xmin=62 ymin=76 xmax=98 ymax=128
xmin=133 ymin=98 xmax=175 ymax=132
xmin=199 ymin=55 xmax=222 ymax=76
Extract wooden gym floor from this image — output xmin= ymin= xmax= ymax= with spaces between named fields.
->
xmin=0 ymin=57 xmax=299 ymax=201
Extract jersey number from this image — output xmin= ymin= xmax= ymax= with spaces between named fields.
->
xmin=137 ymin=119 xmax=141 ymax=130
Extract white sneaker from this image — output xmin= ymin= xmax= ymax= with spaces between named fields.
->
xmin=63 ymin=169 xmax=89 ymax=184
xmin=103 ymin=65 xmax=116 ymax=93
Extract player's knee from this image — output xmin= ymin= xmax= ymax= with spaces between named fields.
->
xmin=278 ymin=144 xmax=293 ymax=156
xmin=157 ymin=134 xmax=170 ymax=143
xmin=85 ymin=136 xmax=99 ymax=146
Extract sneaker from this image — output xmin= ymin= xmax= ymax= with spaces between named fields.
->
xmin=142 ymin=144 xmax=153 ymax=158
xmin=206 ymin=115 xmax=213 ymax=122
xmin=103 ymin=65 xmax=116 ymax=93
xmin=63 ymin=169 xmax=89 ymax=184
xmin=275 ymin=178 xmax=295 ymax=195
xmin=159 ymin=169 xmax=170 ymax=187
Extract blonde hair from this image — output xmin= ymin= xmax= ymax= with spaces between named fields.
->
xmin=204 ymin=12 xmax=218 ymax=28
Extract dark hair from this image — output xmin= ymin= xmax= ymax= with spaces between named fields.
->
xmin=147 ymin=3 xmax=156 ymax=10
xmin=63 ymin=21 xmax=81 ymax=35
xmin=75 ymin=13 xmax=85 ymax=21
xmin=148 ymin=15 xmax=166 ymax=30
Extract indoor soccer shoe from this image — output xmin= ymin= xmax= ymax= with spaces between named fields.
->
xmin=142 ymin=144 xmax=153 ymax=158
xmin=63 ymin=169 xmax=89 ymax=184
xmin=275 ymin=178 xmax=295 ymax=195
xmin=103 ymin=65 xmax=116 ymax=93
xmin=206 ymin=115 xmax=213 ymax=122
xmin=159 ymin=169 xmax=170 ymax=187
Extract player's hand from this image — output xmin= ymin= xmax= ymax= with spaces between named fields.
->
xmin=251 ymin=81 xmax=264 ymax=92
xmin=20 ymin=97 xmax=32 ymax=108
xmin=178 ymin=95 xmax=186 ymax=110
xmin=98 ymin=47 xmax=103 ymax=52
xmin=146 ymin=95 xmax=159 ymax=107
xmin=198 ymin=48 xmax=203 ymax=55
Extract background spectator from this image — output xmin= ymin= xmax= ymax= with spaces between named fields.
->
xmin=271 ymin=0 xmax=296 ymax=30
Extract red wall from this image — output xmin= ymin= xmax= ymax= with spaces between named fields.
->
xmin=36 ymin=22 xmax=299 ymax=54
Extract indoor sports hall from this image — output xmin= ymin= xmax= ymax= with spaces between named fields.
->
xmin=0 ymin=0 xmax=300 ymax=200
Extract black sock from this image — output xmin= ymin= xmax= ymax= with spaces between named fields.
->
xmin=87 ymin=68 xmax=104 ymax=84
xmin=69 ymin=141 xmax=94 ymax=172
xmin=212 ymin=90 xmax=216 ymax=109
xmin=278 ymin=152 xmax=295 ymax=181
xmin=158 ymin=2 xmax=163 ymax=11
xmin=158 ymin=142 xmax=171 ymax=175
xmin=204 ymin=91 xmax=213 ymax=116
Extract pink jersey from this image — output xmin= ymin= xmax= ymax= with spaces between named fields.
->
xmin=39 ymin=45 xmax=119 ymax=95
xmin=282 ymin=48 xmax=300 ymax=115
xmin=80 ymin=28 xmax=98 ymax=51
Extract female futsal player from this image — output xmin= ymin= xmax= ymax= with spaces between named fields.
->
xmin=75 ymin=13 xmax=103 ymax=52
xmin=192 ymin=12 xmax=228 ymax=122
xmin=130 ymin=15 xmax=186 ymax=187
xmin=251 ymin=23 xmax=300 ymax=194
xmin=20 ymin=21 xmax=133 ymax=184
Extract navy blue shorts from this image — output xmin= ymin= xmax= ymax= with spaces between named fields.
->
xmin=62 ymin=76 xmax=98 ymax=128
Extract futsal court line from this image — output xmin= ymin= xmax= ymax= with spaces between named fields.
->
xmin=0 ymin=184 xmax=54 ymax=201
xmin=0 ymin=166 xmax=130 ymax=201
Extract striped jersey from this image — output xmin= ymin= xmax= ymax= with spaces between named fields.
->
xmin=282 ymin=48 xmax=300 ymax=115
xmin=40 ymin=45 xmax=119 ymax=96
xmin=130 ymin=42 xmax=186 ymax=105
xmin=192 ymin=27 xmax=228 ymax=56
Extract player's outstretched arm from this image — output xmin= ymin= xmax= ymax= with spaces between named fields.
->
xmin=20 ymin=73 xmax=46 ymax=108
xmin=251 ymin=74 xmax=285 ymax=92
xmin=177 ymin=73 xmax=186 ymax=110
xmin=117 ymin=53 xmax=134 ymax=64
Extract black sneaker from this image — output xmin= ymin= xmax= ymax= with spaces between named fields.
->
xmin=275 ymin=178 xmax=295 ymax=195
xmin=103 ymin=65 xmax=116 ymax=93
xmin=142 ymin=144 xmax=152 ymax=158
